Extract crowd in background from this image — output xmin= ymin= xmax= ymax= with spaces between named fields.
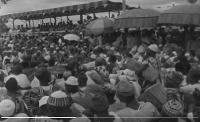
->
xmin=12 ymin=15 xmax=98 ymax=33
xmin=0 ymin=26 xmax=199 ymax=122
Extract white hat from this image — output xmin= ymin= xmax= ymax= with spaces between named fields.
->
xmin=0 ymin=99 xmax=15 ymax=117
xmin=90 ymin=54 xmax=97 ymax=60
xmin=39 ymin=96 xmax=49 ymax=107
xmin=65 ymin=76 xmax=79 ymax=86
xmin=148 ymin=44 xmax=160 ymax=53
xmin=110 ymin=47 xmax=115 ymax=51
xmin=44 ymin=55 xmax=51 ymax=61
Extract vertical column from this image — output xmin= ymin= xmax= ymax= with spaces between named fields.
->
xmin=12 ymin=19 xmax=15 ymax=29
xmin=28 ymin=20 xmax=31 ymax=28
xmin=80 ymin=13 xmax=83 ymax=23
xmin=122 ymin=0 xmax=126 ymax=12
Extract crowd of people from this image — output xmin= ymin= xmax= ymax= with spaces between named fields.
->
xmin=11 ymin=15 xmax=97 ymax=33
xmin=0 ymin=26 xmax=199 ymax=122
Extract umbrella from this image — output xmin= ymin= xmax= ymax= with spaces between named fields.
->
xmin=114 ymin=9 xmax=161 ymax=29
xmin=63 ymin=34 xmax=80 ymax=41
xmin=86 ymin=17 xmax=115 ymax=34
xmin=158 ymin=4 xmax=200 ymax=26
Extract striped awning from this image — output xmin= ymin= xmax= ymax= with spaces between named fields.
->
xmin=0 ymin=0 xmax=129 ymax=20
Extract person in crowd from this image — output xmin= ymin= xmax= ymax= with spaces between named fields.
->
xmin=159 ymin=100 xmax=184 ymax=122
xmin=116 ymin=81 xmax=160 ymax=122
xmin=83 ymin=93 xmax=122 ymax=122
xmin=186 ymin=50 xmax=199 ymax=63
xmin=38 ymin=96 xmax=49 ymax=116
xmin=65 ymin=76 xmax=79 ymax=94
xmin=47 ymin=90 xmax=75 ymax=122
xmin=4 ymin=65 xmax=30 ymax=89
xmin=107 ymin=55 xmax=118 ymax=74
xmin=181 ymin=69 xmax=200 ymax=94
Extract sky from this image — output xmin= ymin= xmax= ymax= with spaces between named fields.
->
xmin=0 ymin=0 xmax=199 ymax=28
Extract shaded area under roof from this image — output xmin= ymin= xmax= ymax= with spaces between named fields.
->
xmin=0 ymin=0 xmax=133 ymax=20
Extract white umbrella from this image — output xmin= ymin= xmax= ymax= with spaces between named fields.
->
xmin=158 ymin=4 xmax=200 ymax=26
xmin=63 ymin=34 xmax=80 ymax=41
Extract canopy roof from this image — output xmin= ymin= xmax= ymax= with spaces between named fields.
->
xmin=0 ymin=0 xmax=131 ymax=20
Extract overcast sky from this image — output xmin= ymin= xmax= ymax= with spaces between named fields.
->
xmin=0 ymin=0 xmax=199 ymax=27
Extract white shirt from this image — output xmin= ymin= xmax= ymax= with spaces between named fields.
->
xmin=4 ymin=74 xmax=30 ymax=88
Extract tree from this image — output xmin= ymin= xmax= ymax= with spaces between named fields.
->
xmin=1 ymin=0 xmax=10 ymax=4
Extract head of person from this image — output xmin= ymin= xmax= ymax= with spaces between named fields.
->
xmin=165 ymin=71 xmax=183 ymax=88
xmin=186 ymin=69 xmax=200 ymax=85
xmin=35 ymin=67 xmax=51 ymax=86
xmin=10 ymin=65 xmax=23 ymax=75
xmin=48 ymin=58 xmax=55 ymax=67
xmin=65 ymin=76 xmax=79 ymax=94
xmin=115 ymin=81 xmax=137 ymax=104
xmin=125 ymin=52 xmax=133 ymax=59
xmin=47 ymin=91 xmax=74 ymax=120
xmin=102 ymin=83 xmax=116 ymax=105
xmin=77 ymin=72 xmax=88 ymax=88
xmin=146 ymin=44 xmax=160 ymax=57
xmin=0 ymin=99 xmax=15 ymax=119
xmin=39 ymin=96 xmax=49 ymax=116
xmin=90 ymin=93 xmax=115 ymax=122
xmin=95 ymin=57 xmax=105 ymax=67
xmin=63 ymin=70 xmax=72 ymax=81
xmin=108 ymin=55 xmax=116 ymax=63
xmin=162 ymin=100 xmax=183 ymax=121
xmin=6 ymin=77 xmax=19 ymax=93
xmin=187 ymin=50 xmax=196 ymax=61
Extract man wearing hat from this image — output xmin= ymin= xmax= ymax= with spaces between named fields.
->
xmin=65 ymin=76 xmax=79 ymax=94
xmin=116 ymin=81 xmax=160 ymax=122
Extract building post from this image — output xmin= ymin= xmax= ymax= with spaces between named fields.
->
xmin=12 ymin=19 xmax=15 ymax=29
xmin=122 ymin=0 xmax=126 ymax=12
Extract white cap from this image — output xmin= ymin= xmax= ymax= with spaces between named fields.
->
xmin=39 ymin=96 xmax=49 ymax=107
xmin=44 ymin=55 xmax=51 ymax=61
xmin=90 ymin=54 xmax=97 ymax=60
xmin=65 ymin=76 xmax=79 ymax=86
xmin=148 ymin=44 xmax=160 ymax=53
xmin=0 ymin=99 xmax=15 ymax=117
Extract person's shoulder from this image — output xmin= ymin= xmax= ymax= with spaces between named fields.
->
xmin=116 ymin=108 xmax=132 ymax=115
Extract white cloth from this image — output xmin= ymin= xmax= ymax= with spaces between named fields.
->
xmin=181 ymin=83 xmax=200 ymax=94
xmin=83 ymin=61 xmax=95 ymax=69
xmin=31 ymin=76 xmax=40 ymax=88
xmin=4 ymin=74 xmax=30 ymax=88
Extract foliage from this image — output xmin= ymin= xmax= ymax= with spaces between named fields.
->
xmin=1 ymin=0 xmax=10 ymax=4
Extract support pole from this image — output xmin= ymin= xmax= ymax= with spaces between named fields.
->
xmin=41 ymin=19 xmax=44 ymax=25
xmin=109 ymin=11 xmax=111 ymax=18
xmin=32 ymin=20 xmax=35 ymax=28
xmin=122 ymin=0 xmax=126 ymax=12
xmin=28 ymin=20 xmax=31 ymax=28
xmin=50 ymin=18 xmax=52 ymax=23
xmin=80 ymin=13 xmax=83 ymax=23
xmin=12 ymin=19 xmax=15 ymax=29
xmin=93 ymin=13 xmax=96 ymax=19
xmin=54 ymin=17 xmax=57 ymax=25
